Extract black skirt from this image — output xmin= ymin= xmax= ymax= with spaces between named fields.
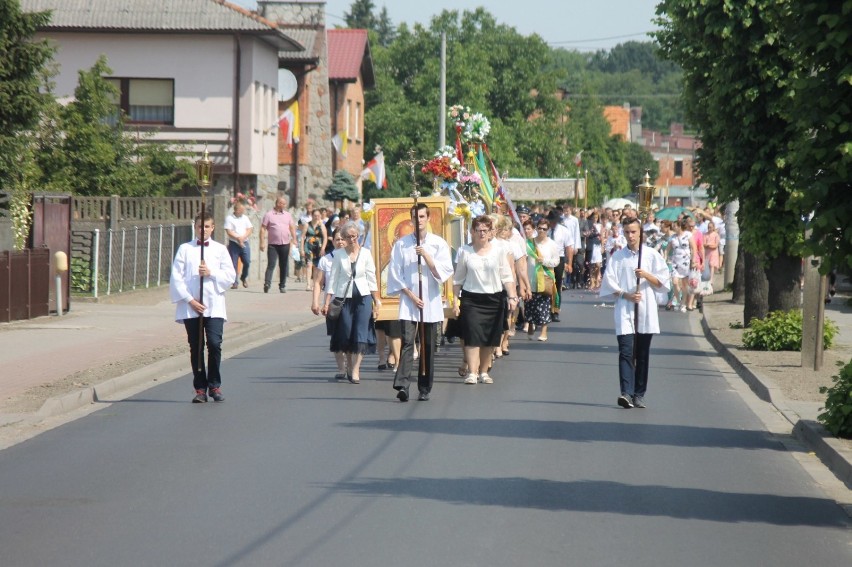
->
xmin=459 ymin=290 xmax=506 ymax=347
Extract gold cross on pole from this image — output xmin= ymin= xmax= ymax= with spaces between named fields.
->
xmin=398 ymin=149 xmax=427 ymax=200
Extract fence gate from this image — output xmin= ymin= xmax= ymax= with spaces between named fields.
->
xmin=30 ymin=194 xmax=71 ymax=314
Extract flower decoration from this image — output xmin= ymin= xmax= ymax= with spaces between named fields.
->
xmin=230 ymin=191 xmax=258 ymax=211
xmin=422 ymin=148 xmax=461 ymax=182
xmin=360 ymin=202 xmax=374 ymax=222
xmin=458 ymin=169 xmax=481 ymax=189
xmin=448 ymin=104 xmax=471 ymax=128
xmin=463 ymin=112 xmax=491 ymax=143
xmin=451 ymin=202 xmax=472 ymax=220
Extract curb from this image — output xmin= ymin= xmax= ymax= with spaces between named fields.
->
xmin=701 ymin=302 xmax=852 ymax=487
xmin=34 ymin=317 xmax=324 ymax=420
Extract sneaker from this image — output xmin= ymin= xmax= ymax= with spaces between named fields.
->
xmin=679 ymin=305 xmax=687 ymax=313
xmin=208 ymin=388 xmax=225 ymax=402
xmin=396 ymin=388 xmax=409 ymax=402
xmin=418 ymin=391 xmax=430 ymax=401
xmin=479 ymin=373 xmax=493 ymax=384
xmin=617 ymin=395 xmax=634 ymax=409
xmin=632 ymin=395 xmax=646 ymax=409
xmin=464 ymin=373 xmax=477 ymax=385
xmin=192 ymin=389 xmax=208 ymax=403
xmin=279 ymin=287 xmax=287 ymax=293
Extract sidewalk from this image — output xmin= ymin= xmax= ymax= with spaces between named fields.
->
xmin=1 ymin=272 xmax=851 ymax=489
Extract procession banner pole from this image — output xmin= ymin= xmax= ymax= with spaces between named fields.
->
xmin=195 ymin=147 xmax=213 ymax=373
xmin=400 ymin=150 xmax=428 ymax=376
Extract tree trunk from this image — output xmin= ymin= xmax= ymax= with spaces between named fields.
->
xmin=731 ymin=247 xmax=745 ymax=304
xmin=766 ymin=252 xmax=802 ymax=312
xmin=743 ymin=250 xmax=768 ymax=327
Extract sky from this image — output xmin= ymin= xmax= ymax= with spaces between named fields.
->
xmin=230 ymin=0 xmax=662 ymax=51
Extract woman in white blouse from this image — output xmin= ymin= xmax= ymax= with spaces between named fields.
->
xmin=523 ymin=219 xmax=560 ymax=341
xmin=452 ymin=215 xmax=517 ymax=385
xmin=323 ymin=221 xmax=381 ymax=383
xmin=311 ymin=229 xmax=347 ymax=379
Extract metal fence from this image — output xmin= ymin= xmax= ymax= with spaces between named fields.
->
xmin=71 ymin=223 xmax=193 ymax=297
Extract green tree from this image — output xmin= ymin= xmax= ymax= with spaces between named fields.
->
xmin=783 ymin=0 xmax=852 ymax=272
xmin=41 ymin=56 xmax=191 ymax=196
xmin=0 ymin=0 xmax=54 ymax=248
xmin=655 ymin=0 xmax=802 ymax=321
xmin=325 ymin=170 xmax=360 ymax=203
xmin=343 ymin=0 xmax=376 ymax=30
xmin=374 ymin=6 xmax=396 ymax=47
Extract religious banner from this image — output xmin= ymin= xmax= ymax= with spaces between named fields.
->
xmin=368 ymin=196 xmax=453 ymax=320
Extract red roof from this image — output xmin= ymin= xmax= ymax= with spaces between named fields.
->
xmin=327 ymin=29 xmax=374 ymax=87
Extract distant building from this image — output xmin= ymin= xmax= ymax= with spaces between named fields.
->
xmin=604 ymin=103 xmax=708 ymax=206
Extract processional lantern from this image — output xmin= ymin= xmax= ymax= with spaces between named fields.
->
xmin=636 ymin=169 xmax=657 ymax=220
xmin=195 ymin=146 xmax=213 ymax=190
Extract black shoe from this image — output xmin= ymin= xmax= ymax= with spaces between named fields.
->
xmin=378 ymin=364 xmax=388 ymax=371
xmin=632 ymin=395 xmax=646 ymax=409
xmin=208 ymin=387 xmax=225 ymax=402
xmin=551 ymin=314 xmax=561 ymax=323
xmin=418 ymin=391 xmax=430 ymax=401
xmin=334 ymin=373 xmax=346 ymax=381
xmin=192 ymin=389 xmax=208 ymax=403
xmin=617 ymin=395 xmax=634 ymax=409
xmin=387 ymin=363 xmax=396 ymax=371
xmin=263 ymin=283 xmax=270 ymax=293
xmin=396 ymin=388 xmax=409 ymax=402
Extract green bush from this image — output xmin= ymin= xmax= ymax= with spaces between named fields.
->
xmin=742 ymin=309 xmax=838 ymax=351
xmin=819 ymin=359 xmax=852 ymax=439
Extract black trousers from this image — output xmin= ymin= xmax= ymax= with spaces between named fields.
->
xmin=265 ymin=243 xmax=291 ymax=289
xmin=552 ymin=258 xmax=565 ymax=312
xmin=183 ymin=317 xmax=224 ymax=392
xmin=393 ymin=320 xmax=439 ymax=394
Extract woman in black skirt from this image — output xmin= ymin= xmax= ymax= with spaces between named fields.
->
xmin=452 ymin=215 xmax=518 ymax=385
xmin=323 ymin=221 xmax=380 ymax=384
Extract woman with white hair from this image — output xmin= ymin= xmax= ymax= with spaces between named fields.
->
xmin=323 ymin=221 xmax=380 ymax=383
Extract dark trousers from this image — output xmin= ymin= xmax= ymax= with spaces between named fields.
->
xmin=616 ymin=333 xmax=653 ymax=397
xmin=552 ymin=258 xmax=565 ymax=312
xmin=183 ymin=317 xmax=224 ymax=392
xmin=394 ymin=320 xmax=439 ymax=394
xmin=265 ymin=243 xmax=290 ymax=289
xmin=228 ymin=241 xmax=250 ymax=284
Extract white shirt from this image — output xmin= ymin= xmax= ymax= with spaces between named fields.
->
xmin=328 ymin=247 xmax=378 ymax=298
xmin=386 ymin=233 xmax=454 ymax=323
xmin=170 ymin=239 xmax=235 ymax=322
xmin=453 ymin=243 xmax=514 ymax=293
xmin=548 ymin=223 xmax=572 ymax=257
xmin=561 ymin=215 xmax=581 ymax=251
xmin=599 ymin=245 xmax=671 ymax=335
xmin=526 ymin=238 xmax=560 ymax=292
xmin=318 ymin=252 xmax=334 ymax=300
xmin=224 ymin=213 xmax=253 ymax=244
xmin=510 ymin=228 xmax=528 ymax=258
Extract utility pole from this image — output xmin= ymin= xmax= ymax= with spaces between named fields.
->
xmin=438 ymin=32 xmax=446 ymax=150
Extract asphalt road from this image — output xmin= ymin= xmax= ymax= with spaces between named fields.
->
xmin=1 ymin=292 xmax=849 ymax=566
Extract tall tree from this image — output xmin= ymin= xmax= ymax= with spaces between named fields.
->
xmin=343 ymin=0 xmax=376 ymax=30
xmin=0 ymin=0 xmax=54 ymax=247
xmin=784 ymin=0 xmax=852 ymax=272
xmin=655 ymin=0 xmax=802 ymax=317
xmin=374 ymin=6 xmax=396 ymax=47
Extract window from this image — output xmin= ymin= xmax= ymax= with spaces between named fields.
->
xmin=355 ymin=102 xmax=361 ymax=141
xmin=674 ymin=159 xmax=684 ymax=177
xmin=345 ymin=100 xmax=351 ymax=137
xmin=105 ymin=78 xmax=174 ymax=125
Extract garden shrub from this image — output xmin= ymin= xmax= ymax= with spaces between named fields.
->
xmin=819 ymin=359 xmax=852 ymax=439
xmin=742 ymin=309 xmax=837 ymax=351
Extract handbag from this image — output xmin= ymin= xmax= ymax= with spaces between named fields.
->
xmin=540 ymin=273 xmax=555 ymax=297
xmin=326 ymin=250 xmax=360 ymax=321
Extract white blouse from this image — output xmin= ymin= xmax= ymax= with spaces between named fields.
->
xmin=453 ymin=243 xmax=514 ymax=294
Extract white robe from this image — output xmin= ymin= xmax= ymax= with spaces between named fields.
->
xmin=386 ymin=233 xmax=454 ymax=323
xmin=170 ymin=239 xmax=235 ymax=322
xmin=599 ymin=245 xmax=670 ymax=335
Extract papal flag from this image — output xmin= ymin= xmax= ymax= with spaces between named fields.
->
xmin=361 ymin=151 xmax=387 ymax=189
xmin=269 ymin=101 xmax=300 ymax=148
xmin=332 ymin=130 xmax=348 ymax=157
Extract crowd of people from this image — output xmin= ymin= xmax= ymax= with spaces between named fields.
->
xmin=175 ymin=197 xmax=725 ymax=408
